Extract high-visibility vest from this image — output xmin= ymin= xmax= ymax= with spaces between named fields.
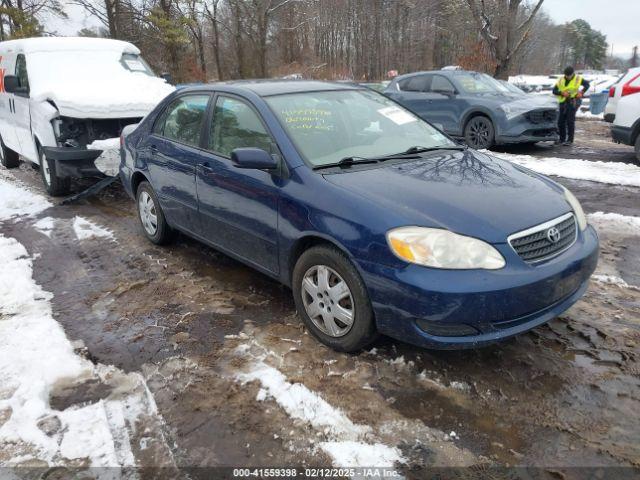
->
xmin=556 ymin=75 xmax=583 ymax=103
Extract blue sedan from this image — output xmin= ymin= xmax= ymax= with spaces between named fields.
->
xmin=119 ymin=81 xmax=599 ymax=352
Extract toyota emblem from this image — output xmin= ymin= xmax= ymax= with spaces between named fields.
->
xmin=547 ymin=227 xmax=561 ymax=244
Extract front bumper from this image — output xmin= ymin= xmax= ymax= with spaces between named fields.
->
xmin=495 ymin=112 xmax=558 ymax=144
xmin=42 ymin=147 xmax=104 ymax=178
xmin=360 ymin=225 xmax=599 ymax=349
xmin=611 ymin=125 xmax=633 ymax=145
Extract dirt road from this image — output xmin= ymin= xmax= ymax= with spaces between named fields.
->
xmin=1 ymin=118 xmax=639 ymax=479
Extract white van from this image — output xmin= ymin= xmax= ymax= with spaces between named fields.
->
xmin=0 ymin=37 xmax=174 ymax=195
xmin=611 ymin=70 xmax=640 ymax=162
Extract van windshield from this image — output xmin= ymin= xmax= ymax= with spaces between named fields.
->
xmin=265 ymin=89 xmax=454 ymax=167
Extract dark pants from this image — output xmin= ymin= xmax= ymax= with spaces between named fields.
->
xmin=558 ymin=101 xmax=577 ymax=143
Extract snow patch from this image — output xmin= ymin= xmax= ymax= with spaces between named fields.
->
xmin=33 ymin=217 xmax=55 ymax=237
xmin=588 ymin=212 xmax=640 ymax=236
xmin=484 ymin=150 xmax=640 ymax=187
xmin=73 ymin=216 xmax=115 ymax=241
xmin=593 ymin=274 xmax=636 ymax=290
xmin=319 ymin=440 xmax=404 ymax=468
xmin=88 ymin=138 xmax=121 ymax=176
xmin=0 ymin=172 xmax=51 ymax=221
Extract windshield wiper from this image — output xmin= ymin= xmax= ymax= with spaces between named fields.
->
xmin=313 ymin=156 xmax=380 ymax=170
xmin=394 ymin=145 xmax=467 ymax=156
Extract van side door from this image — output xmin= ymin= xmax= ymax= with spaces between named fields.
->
xmin=12 ymin=54 xmax=37 ymax=161
xmin=0 ymin=53 xmax=21 ymax=153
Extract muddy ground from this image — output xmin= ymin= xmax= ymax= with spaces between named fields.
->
xmin=1 ymin=118 xmax=639 ymax=479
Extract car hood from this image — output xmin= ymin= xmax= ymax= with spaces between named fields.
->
xmin=323 ymin=149 xmax=571 ymax=243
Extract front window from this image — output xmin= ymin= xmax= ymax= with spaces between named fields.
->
xmin=265 ymin=89 xmax=454 ymax=167
xmin=456 ymin=72 xmax=511 ymax=94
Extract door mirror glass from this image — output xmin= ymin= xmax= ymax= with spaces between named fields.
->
xmin=231 ymin=148 xmax=278 ymax=170
xmin=4 ymin=75 xmax=26 ymax=95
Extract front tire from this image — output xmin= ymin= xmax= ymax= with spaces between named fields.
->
xmin=39 ymin=147 xmax=70 ymax=196
xmin=464 ymin=116 xmax=495 ymax=149
xmin=292 ymin=245 xmax=378 ymax=352
xmin=0 ymin=134 xmax=20 ymax=168
xmin=136 ymin=181 xmax=174 ymax=245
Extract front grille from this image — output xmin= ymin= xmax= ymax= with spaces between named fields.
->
xmin=509 ymin=213 xmax=577 ymax=263
xmin=526 ymin=109 xmax=558 ymax=124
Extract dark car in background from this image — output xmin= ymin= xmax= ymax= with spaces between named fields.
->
xmin=385 ymin=70 xmax=559 ymax=149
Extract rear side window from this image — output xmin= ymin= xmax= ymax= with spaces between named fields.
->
xmin=398 ymin=75 xmax=429 ymax=92
xmin=208 ymin=96 xmax=273 ymax=157
xmin=153 ymin=95 xmax=210 ymax=147
xmin=15 ymin=54 xmax=29 ymax=91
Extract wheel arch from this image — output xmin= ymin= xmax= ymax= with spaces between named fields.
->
xmin=286 ymin=234 xmax=355 ymax=287
xmin=131 ymin=170 xmax=150 ymax=196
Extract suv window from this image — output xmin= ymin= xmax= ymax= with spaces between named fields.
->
xmin=430 ymin=75 xmax=456 ymax=94
xmin=398 ymin=75 xmax=429 ymax=92
xmin=154 ymin=95 xmax=210 ymax=147
xmin=15 ymin=54 xmax=29 ymax=91
xmin=209 ymin=96 xmax=273 ymax=157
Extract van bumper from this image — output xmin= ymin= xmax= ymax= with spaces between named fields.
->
xmin=42 ymin=147 xmax=104 ymax=178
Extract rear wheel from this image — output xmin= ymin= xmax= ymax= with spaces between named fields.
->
xmin=635 ymin=135 xmax=640 ymax=163
xmin=464 ymin=116 xmax=495 ymax=149
xmin=292 ymin=245 xmax=378 ymax=352
xmin=0 ymin=134 xmax=20 ymax=169
xmin=39 ymin=147 xmax=70 ymax=196
xmin=136 ymin=181 xmax=174 ymax=245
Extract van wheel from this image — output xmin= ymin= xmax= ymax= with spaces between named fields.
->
xmin=635 ymin=135 xmax=640 ymax=163
xmin=464 ymin=116 xmax=495 ymax=149
xmin=136 ymin=181 xmax=174 ymax=245
xmin=292 ymin=245 xmax=378 ymax=352
xmin=0 ymin=135 xmax=20 ymax=168
xmin=39 ymin=147 xmax=70 ymax=196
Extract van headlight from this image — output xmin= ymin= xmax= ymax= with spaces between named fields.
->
xmin=386 ymin=227 xmax=505 ymax=270
xmin=562 ymin=187 xmax=587 ymax=231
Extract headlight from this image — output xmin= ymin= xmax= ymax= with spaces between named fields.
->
xmin=386 ymin=227 xmax=505 ymax=270
xmin=562 ymin=186 xmax=587 ymax=231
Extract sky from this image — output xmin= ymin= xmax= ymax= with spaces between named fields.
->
xmin=47 ymin=0 xmax=638 ymax=58
xmin=542 ymin=0 xmax=639 ymax=57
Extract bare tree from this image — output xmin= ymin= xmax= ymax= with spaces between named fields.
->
xmin=465 ymin=0 xmax=545 ymax=78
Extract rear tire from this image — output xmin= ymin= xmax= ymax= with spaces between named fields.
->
xmin=136 ymin=181 xmax=174 ymax=245
xmin=464 ymin=116 xmax=495 ymax=149
xmin=635 ymin=135 xmax=640 ymax=163
xmin=39 ymin=146 xmax=70 ymax=196
xmin=292 ymin=245 xmax=378 ymax=352
xmin=0 ymin=135 xmax=20 ymax=169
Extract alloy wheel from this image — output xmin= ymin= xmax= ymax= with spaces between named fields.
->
xmin=138 ymin=191 xmax=158 ymax=236
xmin=301 ymin=265 xmax=354 ymax=337
xmin=467 ymin=118 xmax=492 ymax=148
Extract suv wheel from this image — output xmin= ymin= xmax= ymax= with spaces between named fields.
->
xmin=136 ymin=181 xmax=174 ymax=244
xmin=292 ymin=245 xmax=378 ymax=352
xmin=464 ymin=116 xmax=495 ymax=149
xmin=0 ymin=134 xmax=20 ymax=169
xmin=39 ymin=147 xmax=70 ymax=196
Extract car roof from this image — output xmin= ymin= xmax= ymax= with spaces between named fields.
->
xmin=0 ymin=36 xmax=139 ymax=55
xmin=177 ymin=80 xmax=364 ymax=97
xmin=393 ymin=70 xmax=480 ymax=82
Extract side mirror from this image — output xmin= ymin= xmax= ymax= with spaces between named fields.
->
xmin=160 ymin=72 xmax=173 ymax=85
xmin=4 ymin=75 xmax=26 ymax=95
xmin=231 ymin=148 xmax=279 ymax=170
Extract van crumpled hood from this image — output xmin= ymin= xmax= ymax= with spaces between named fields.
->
xmin=27 ymin=48 xmax=175 ymax=119
xmin=323 ymin=149 xmax=572 ymax=244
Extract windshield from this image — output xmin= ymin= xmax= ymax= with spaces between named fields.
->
xmin=456 ymin=73 xmax=512 ymax=94
xmin=265 ymin=89 xmax=455 ymax=167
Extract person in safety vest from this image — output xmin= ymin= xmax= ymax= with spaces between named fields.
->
xmin=553 ymin=66 xmax=590 ymax=146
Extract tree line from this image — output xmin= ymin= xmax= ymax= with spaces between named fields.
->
xmin=0 ymin=0 xmax=628 ymax=83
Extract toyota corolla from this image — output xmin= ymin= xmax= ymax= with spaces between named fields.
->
xmin=120 ymin=81 xmax=598 ymax=352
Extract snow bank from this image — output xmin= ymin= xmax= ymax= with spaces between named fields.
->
xmin=73 ymin=216 xmax=115 ymax=241
xmin=485 ymin=151 xmax=640 ymax=187
xmin=24 ymin=38 xmax=174 ymax=118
